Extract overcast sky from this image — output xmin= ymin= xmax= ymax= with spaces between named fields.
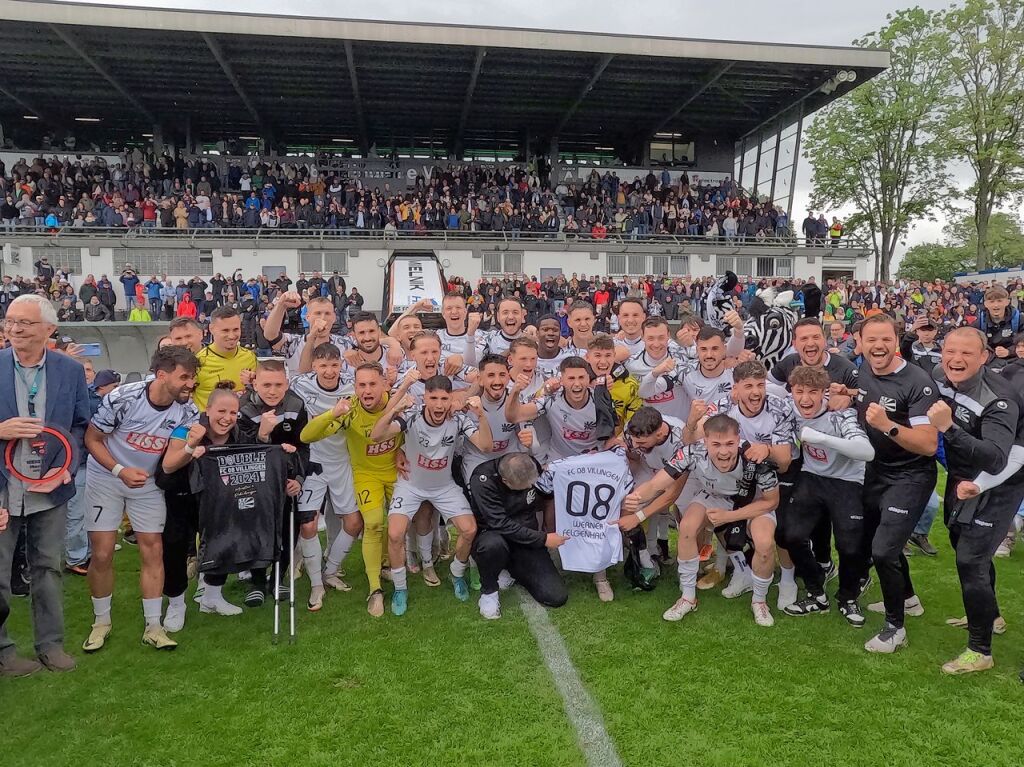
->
xmin=73 ymin=0 xmax=1011 ymax=262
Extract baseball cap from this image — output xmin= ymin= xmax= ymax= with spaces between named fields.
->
xmin=94 ymin=370 xmax=121 ymax=388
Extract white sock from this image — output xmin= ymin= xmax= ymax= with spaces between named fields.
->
xmin=752 ymin=574 xmax=772 ymax=603
xmin=142 ymin=597 xmax=162 ymax=628
xmin=417 ymin=533 xmax=434 ymax=567
xmin=167 ymin=593 xmax=186 ymax=611
xmin=592 ymin=569 xmax=608 ymax=583
xmin=204 ymin=583 xmax=224 ymax=602
xmin=678 ymin=557 xmax=699 ymax=600
xmin=391 ymin=566 xmax=408 ymax=590
xmin=92 ymin=595 xmax=112 ymax=625
xmin=729 ymin=551 xmax=749 ymax=576
xmin=450 ymin=557 xmax=468 ymax=578
xmin=639 ymin=550 xmax=655 ymax=569
xmin=325 ymin=527 xmax=356 ymax=575
xmin=780 ymin=566 xmax=796 ymax=587
xmin=713 ymin=544 xmax=728 ymax=575
xmin=300 ymin=536 xmax=323 ymax=587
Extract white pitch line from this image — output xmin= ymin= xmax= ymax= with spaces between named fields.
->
xmin=518 ymin=589 xmax=623 ymax=767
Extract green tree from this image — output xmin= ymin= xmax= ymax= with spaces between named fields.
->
xmin=804 ymin=8 xmax=950 ymax=281
xmin=896 ymin=242 xmax=969 ymax=281
xmin=945 ymin=210 xmax=1024 ymax=268
xmin=937 ymin=0 xmax=1024 ymax=270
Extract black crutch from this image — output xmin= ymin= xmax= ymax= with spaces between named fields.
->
xmin=288 ymin=496 xmax=296 ymax=644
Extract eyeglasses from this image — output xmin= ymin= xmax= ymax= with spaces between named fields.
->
xmin=2 ymin=318 xmax=45 ymax=330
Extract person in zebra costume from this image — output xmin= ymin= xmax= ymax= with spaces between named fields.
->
xmin=703 ymin=271 xmax=797 ymax=369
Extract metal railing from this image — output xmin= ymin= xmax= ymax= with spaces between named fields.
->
xmin=1 ymin=224 xmax=870 ymax=252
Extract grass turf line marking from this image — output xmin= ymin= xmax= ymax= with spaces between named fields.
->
xmin=517 ymin=589 xmax=623 ymax=767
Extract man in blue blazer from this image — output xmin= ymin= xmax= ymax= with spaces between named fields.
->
xmin=0 ymin=294 xmax=91 ymax=677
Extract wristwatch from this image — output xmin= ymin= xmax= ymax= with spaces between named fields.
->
xmin=885 ymin=423 xmax=899 ymax=439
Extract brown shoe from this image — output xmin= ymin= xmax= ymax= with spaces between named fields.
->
xmin=38 ymin=649 xmax=77 ymax=672
xmin=0 ymin=654 xmax=44 ymax=678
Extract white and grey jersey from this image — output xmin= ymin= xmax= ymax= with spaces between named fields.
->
xmin=289 ymin=372 xmax=354 ymax=468
xmin=535 ymin=390 xmax=601 ymax=460
xmin=396 ymin=409 xmax=477 ymax=490
xmin=511 ymin=372 xmax=553 ymax=461
xmin=795 ymin=406 xmax=869 ymax=484
xmin=711 ymin=394 xmax=797 ymax=458
xmin=536 ymin=349 xmax=570 ymax=377
xmin=438 ymin=328 xmax=473 ymax=358
xmin=614 ymin=335 xmax=644 ymax=358
xmin=278 ymin=332 xmax=353 ymax=377
xmin=476 ymin=329 xmax=526 ymax=358
xmin=461 ymin=391 xmax=524 ymax=482
xmin=398 ymin=368 xmax=475 ymax=405
xmin=664 ymin=442 xmax=778 ymax=508
xmin=627 ymin=415 xmax=687 ymax=477
xmin=682 ymin=366 xmax=734 ymax=403
xmin=89 ymin=381 xmax=199 ymax=475
xmin=628 ymin=350 xmax=696 ymax=420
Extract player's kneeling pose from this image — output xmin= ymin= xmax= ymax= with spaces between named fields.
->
xmin=622 ymin=414 xmax=780 ymax=626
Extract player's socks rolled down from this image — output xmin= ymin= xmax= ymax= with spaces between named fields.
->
xmin=300 ymin=536 xmax=323 ymax=588
xmin=325 ymin=528 xmax=355 ymax=575
xmin=450 ymin=557 xmax=468 ymax=578
xmin=142 ymin=597 xmax=162 ymax=628
xmin=92 ymin=595 xmax=112 ymax=625
xmin=391 ymin=566 xmax=408 ymax=590
xmin=678 ymin=557 xmax=699 ymax=600
xmin=416 ymin=534 xmax=434 ymax=568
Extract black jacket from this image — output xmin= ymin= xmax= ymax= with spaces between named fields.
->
xmin=469 ymin=456 xmax=549 ymax=547
xmin=236 ymin=388 xmax=310 ymax=479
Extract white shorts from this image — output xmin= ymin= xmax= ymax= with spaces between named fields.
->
xmin=299 ymin=463 xmax=357 ymax=516
xmin=85 ymin=462 xmax=167 ymax=534
xmin=388 ymin=481 xmax=472 ymax=522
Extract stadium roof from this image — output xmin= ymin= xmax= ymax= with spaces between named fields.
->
xmin=0 ymin=0 xmax=890 ymax=154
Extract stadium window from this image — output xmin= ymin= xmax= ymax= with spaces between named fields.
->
xmin=31 ymin=247 xmax=82 ymax=275
xmin=300 ymin=251 xmax=322 ymax=273
xmin=628 ymin=255 xmax=646 ymax=276
xmin=670 ymin=255 xmax=689 ymax=276
xmin=322 ymin=250 xmax=349 ymax=275
xmin=112 ymin=248 xmax=203 ymax=275
xmin=607 ymin=254 xmax=626 ymax=275
xmin=482 ymin=251 xmax=522 ymax=276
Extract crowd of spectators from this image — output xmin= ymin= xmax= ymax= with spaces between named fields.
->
xmin=3 ymin=251 xmax=1021 ymax=357
xmin=0 ymin=153 xmax=839 ymax=242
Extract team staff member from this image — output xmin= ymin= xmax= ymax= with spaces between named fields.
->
xmin=469 ymin=453 xmax=568 ymax=620
xmin=0 ymin=295 xmax=91 ymax=677
xmin=850 ymin=315 xmax=939 ymax=654
xmin=193 ymin=306 xmax=257 ymax=411
xmin=928 ymin=328 xmax=1020 ymax=674
xmin=973 ymin=285 xmax=1020 ymax=367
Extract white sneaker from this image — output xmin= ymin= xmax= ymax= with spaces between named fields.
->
xmin=867 ymin=595 xmax=924 ymax=617
xmin=662 ymin=595 xmax=697 ymax=622
xmin=307 ymin=585 xmax=326 ymax=612
xmin=237 ymin=570 xmax=252 ymax=582
xmin=192 ymin=574 xmax=206 ymax=604
xmin=995 ymin=534 xmax=1014 ymax=558
xmin=199 ymin=596 xmax=243 ymax=616
xmin=776 ymin=581 xmax=799 ymax=611
xmin=594 ymin=578 xmax=614 ymax=602
xmin=163 ymin=601 xmax=187 ymax=633
xmin=479 ymin=591 xmax=501 ymax=620
xmin=752 ymin=601 xmax=774 ymax=627
xmin=722 ymin=569 xmax=753 ymax=599
xmin=497 ymin=569 xmax=516 ymax=590
xmin=864 ymin=623 xmax=908 ymax=653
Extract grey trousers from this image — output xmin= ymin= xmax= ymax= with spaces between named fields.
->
xmin=0 ymin=504 xmax=68 ymax=657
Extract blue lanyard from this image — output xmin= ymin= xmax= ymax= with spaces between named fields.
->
xmin=14 ymin=360 xmax=42 ymax=418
